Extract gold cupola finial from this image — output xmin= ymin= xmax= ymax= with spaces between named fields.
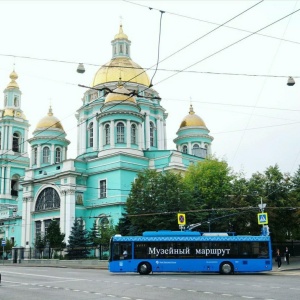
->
xmin=114 ymin=24 xmax=128 ymax=40
xmin=6 ymin=70 xmax=19 ymax=89
xmin=189 ymin=104 xmax=195 ymax=115
xmin=48 ymin=105 xmax=53 ymax=116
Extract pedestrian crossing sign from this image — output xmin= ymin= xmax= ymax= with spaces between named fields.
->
xmin=257 ymin=213 xmax=268 ymax=225
xmin=178 ymin=213 xmax=186 ymax=225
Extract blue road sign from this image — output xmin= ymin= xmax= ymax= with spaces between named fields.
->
xmin=257 ymin=213 xmax=268 ymax=225
xmin=1 ymin=240 xmax=6 ymax=246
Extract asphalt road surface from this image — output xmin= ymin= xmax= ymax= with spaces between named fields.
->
xmin=1 ymin=266 xmax=300 ymax=300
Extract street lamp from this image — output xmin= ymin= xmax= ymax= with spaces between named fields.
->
xmin=258 ymin=197 xmax=266 ymax=212
xmin=287 ymin=76 xmax=295 ymax=86
xmin=77 ymin=63 xmax=85 ymax=74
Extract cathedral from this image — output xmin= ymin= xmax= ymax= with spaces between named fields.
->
xmin=0 ymin=25 xmax=213 ymax=255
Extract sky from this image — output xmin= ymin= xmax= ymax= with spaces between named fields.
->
xmin=0 ymin=0 xmax=300 ymax=178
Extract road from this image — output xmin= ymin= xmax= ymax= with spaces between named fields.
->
xmin=1 ymin=266 xmax=300 ymax=300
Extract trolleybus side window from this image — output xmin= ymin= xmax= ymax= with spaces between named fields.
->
xmin=112 ymin=242 xmax=132 ymax=260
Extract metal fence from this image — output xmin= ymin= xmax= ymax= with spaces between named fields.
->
xmin=272 ymin=241 xmax=300 ymax=257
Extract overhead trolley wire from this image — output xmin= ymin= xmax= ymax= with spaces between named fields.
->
xmin=154 ymin=7 xmax=300 ymax=87
xmin=123 ymin=0 xmax=300 ymax=46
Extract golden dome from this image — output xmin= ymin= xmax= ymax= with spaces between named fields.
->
xmin=6 ymin=70 xmax=19 ymax=89
xmin=179 ymin=105 xmax=206 ymax=128
xmin=35 ymin=106 xmax=64 ymax=131
xmin=114 ymin=24 xmax=128 ymax=40
xmin=92 ymin=57 xmax=150 ymax=87
xmin=105 ymin=83 xmax=136 ymax=103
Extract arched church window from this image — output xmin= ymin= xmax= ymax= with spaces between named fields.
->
xmin=192 ymin=144 xmax=200 ymax=156
xmin=105 ymin=124 xmax=110 ymax=145
xmin=131 ymin=124 xmax=137 ymax=144
xmin=43 ymin=146 xmax=50 ymax=163
xmin=117 ymin=122 xmax=125 ymax=143
xmin=150 ymin=122 xmax=155 ymax=147
xmin=0 ymin=132 xmax=1 ymax=150
xmin=14 ymin=96 xmax=19 ymax=107
xmin=35 ymin=187 xmax=60 ymax=211
xmin=114 ymin=45 xmax=117 ymax=54
xmin=11 ymin=175 xmax=19 ymax=197
xmin=182 ymin=145 xmax=188 ymax=154
xmin=33 ymin=147 xmax=38 ymax=165
xmin=126 ymin=45 xmax=129 ymax=55
xmin=55 ymin=147 xmax=61 ymax=163
xmin=12 ymin=132 xmax=20 ymax=152
xmin=99 ymin=217 xmax=109 ymax=228
xmin=4 ymin=95 xmax=7 ymax=106
xmin=119 ymin=44 xmax=123 ymax=54
xmin=89 ymin=122 xmax=93 ymax=147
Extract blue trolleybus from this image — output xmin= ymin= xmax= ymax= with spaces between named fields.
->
xmin=109 ymin=230 xmax=272 ymax=275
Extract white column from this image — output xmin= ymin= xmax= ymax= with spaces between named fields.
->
xmin=138 ymin=123 xmax=143 ymax=150
xmin=208 ymin=144 xmax=212 ymax=156
xmin=157 ymin=118 xmax=161 ymax=149
xmin=110 ymin=120 xmax=115 ymax=147
xmin=77 ymin=118 xmax=81 ymax=156
xmin=1 ymin=166 xmax=5 ymax=194
xmin=99 ymin=123 xmax=103 ymax=151
xmin=64 ymin=189 xmax=76 ymax=243
xmin=161 ymin=119 xmax=165 ymax=149
xmin=5 ymin=166 xmax=10 ymax=194
xmin=82 ymin=119 xmax=87 ymax=155
xmin=37 ymin=145 xmax=41 ymax=168
xmin=8 ymin=126 xmax=12 ymax=150
xmin=5 ymin=126 xmax=9 ymax=150
xmin=62 ymin=147 xmax=66 ymax=161
xmin=24 ymin=128 xmax=29 ymax=154
xmin=163 ymin=120 xmax=167 ymax=149
xmin=30 ymin=148 xmax=33 ymax=168
xmin=93 ymin=116 xmax=98 ymax=151
xmin=51 ymin=144 xmax=55 ymax=164
xmin=21 ymin=197 xmax=33 ymax=247
xmin=145 ymin=113 xmax=150 ymax=149
xmin=0 ymin=126 xmax=4 ymax=150
xmin=127 ymin=120 xmax=131 ymax=148
xmin=188 ymin=142 xmax=192 ymax=155
xmin=60 ymin=190 xmax=66 ymax=236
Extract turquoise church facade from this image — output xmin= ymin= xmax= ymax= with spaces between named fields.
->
xmin=0 ymin=25 xmax=213 ymax=253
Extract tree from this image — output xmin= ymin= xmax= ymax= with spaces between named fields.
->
xmin=66 ymin=218 xmax=90 ymax=259
xmin=183 ymin=157 xmax=234 ymax=232
xmin=116 ymin=213 xmax=139 ymax=236
xmin=263 ymin=165 xmax=290 ymax=242
xmin=46 ymin=220 xmax=66 ymax=258
xmin=125 ymin=169 xmax=195 ymax=234
xmin=285 ymin=166 xmax=300 ymax=239
xmin=99 ymin=222 xmax=117 ymax=259
xmin=33 ymin=233 xmax=47 ymax=258
xmin=88 ymin=220 xmax=101 ymax=257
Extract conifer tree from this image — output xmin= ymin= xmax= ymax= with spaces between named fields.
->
xmin=46 ymin=220 xmax=66 ymax=258
xmin=67 ymin=218 xmax=90 ymax=259
xmin=88 ymin=220 xmax=101 ymax=257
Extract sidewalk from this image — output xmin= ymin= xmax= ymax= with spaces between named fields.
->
xmin=272 ymin=256 xmax=300 ymax=272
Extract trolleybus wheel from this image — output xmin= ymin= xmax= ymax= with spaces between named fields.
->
xmin=138 ymin=262 xmax=151 ymax=275
xmin=220 ymin=262 xmax=234 ymax=275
